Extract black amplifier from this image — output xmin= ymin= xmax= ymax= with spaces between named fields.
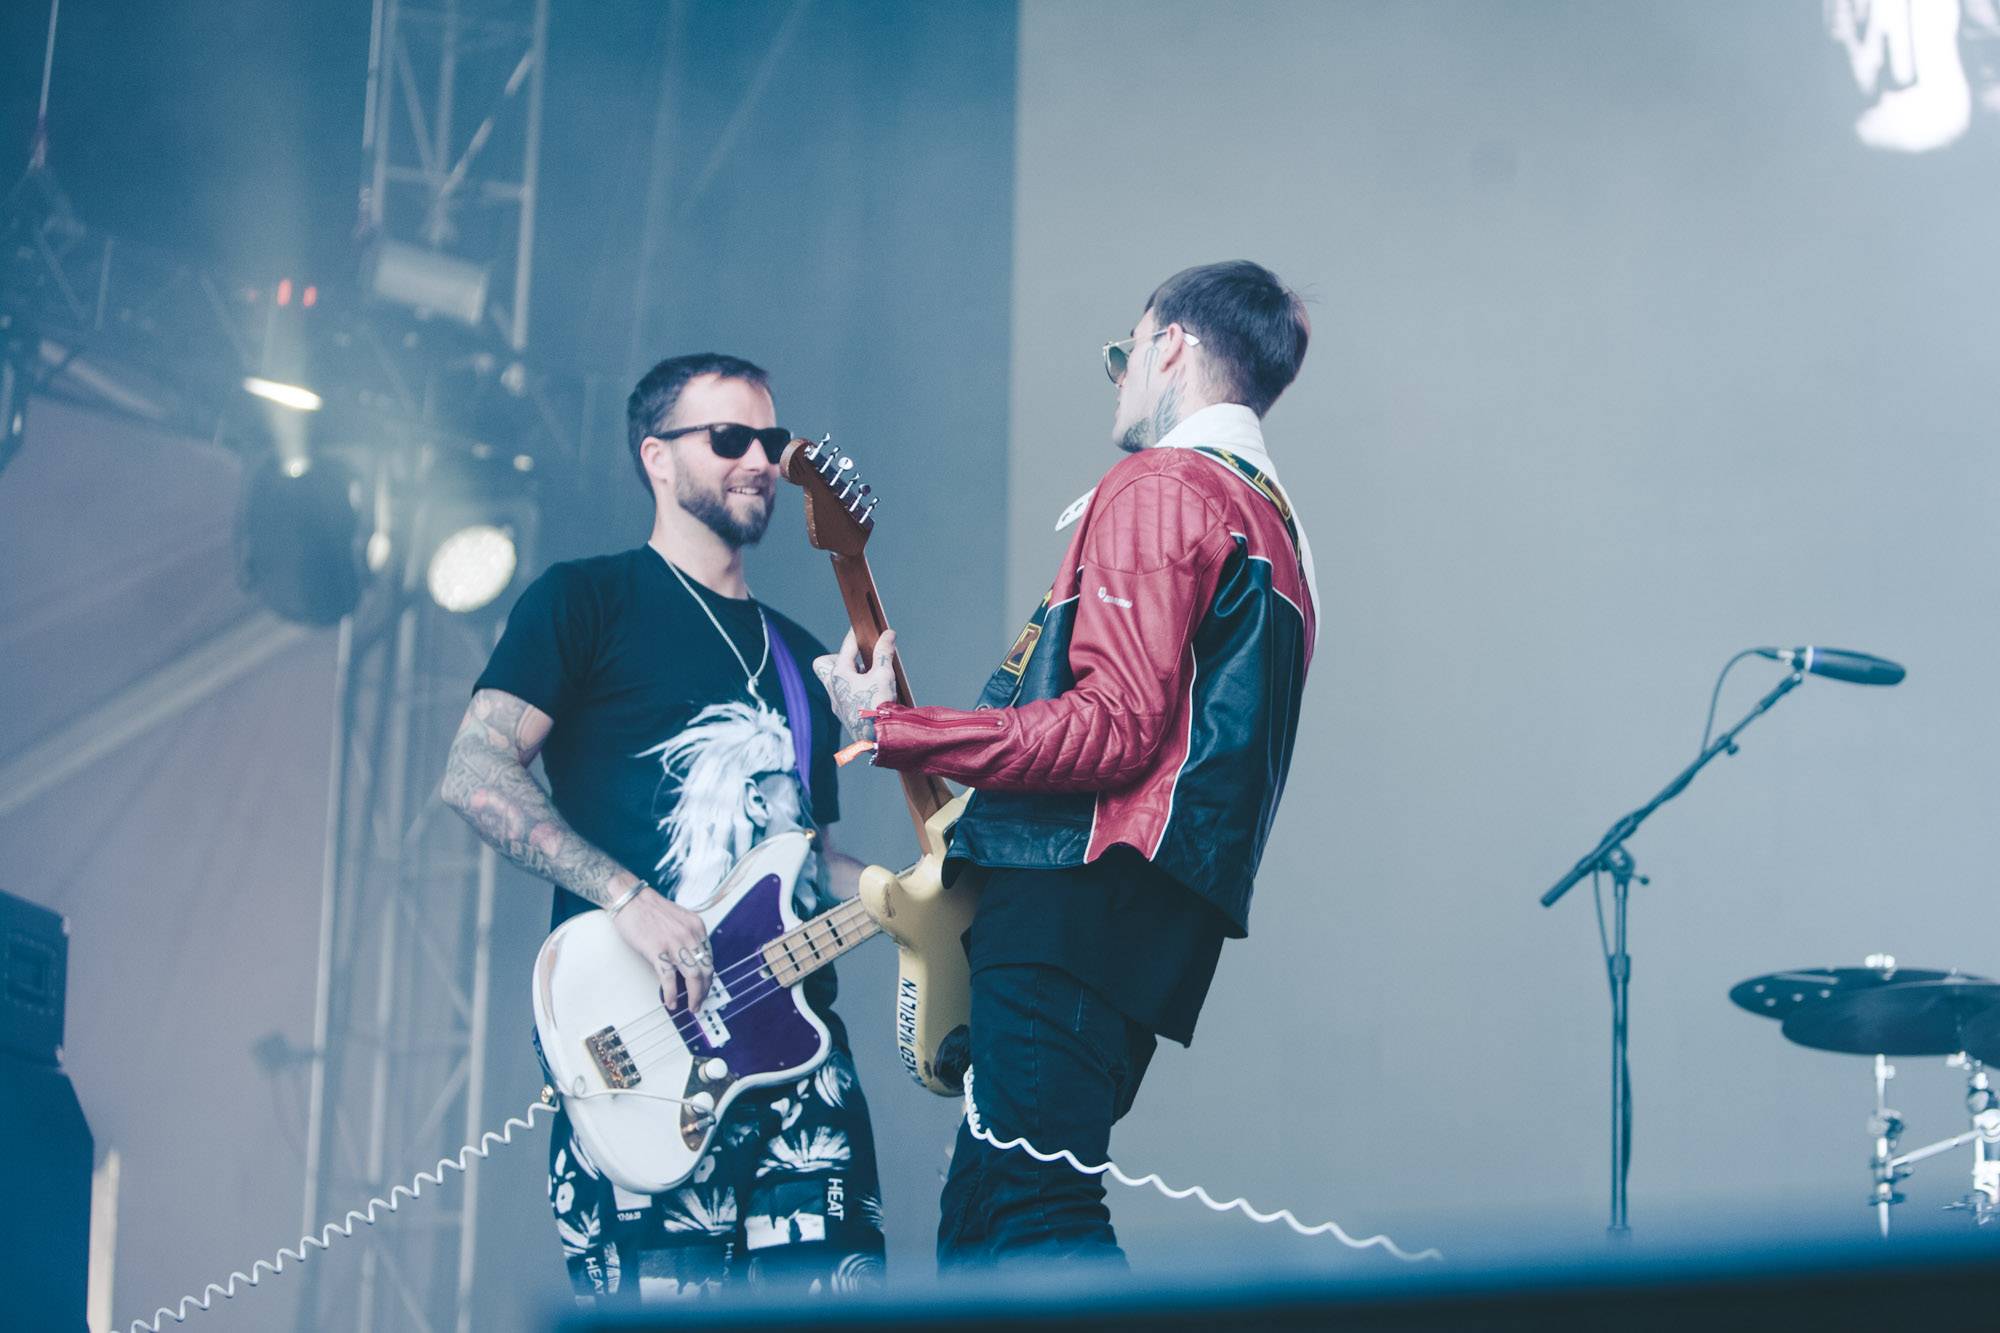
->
xmin=0 ymin=888 xmax=68 ymax=1066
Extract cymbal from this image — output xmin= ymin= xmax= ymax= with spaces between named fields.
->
xmin=1964 ymin=1003 xmax=2000 ymax=1067
xmin=1729 ymin=967 xmax=1970 ymax=1022
xmin=1780 ymin=976 xmax=2000 ymax=1057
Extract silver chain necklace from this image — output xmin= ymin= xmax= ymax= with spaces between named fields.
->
xmin=660 ymin=555 xmax=771 ymax=703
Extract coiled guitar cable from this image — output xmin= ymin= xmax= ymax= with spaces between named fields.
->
xmin=961 ymin=1066 xmax=1443 ymax=1263
xmin=123 ymin=1093 xmax=560 ymax=1331
xmin=127 ymin=1063 xmax=1439 ymax=1328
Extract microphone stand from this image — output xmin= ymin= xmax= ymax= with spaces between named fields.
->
xmin=1540 ymin=667 xmax=1806 ymax=1236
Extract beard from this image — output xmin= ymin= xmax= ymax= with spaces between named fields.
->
xmin=676 ymin=472 xmax=772 ymax=548
xmin=1113 ymin=379 xmax=1179 ymax=454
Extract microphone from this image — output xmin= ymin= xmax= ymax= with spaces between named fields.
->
xmin=1754 ymin=646 xmax=1905 ymax=687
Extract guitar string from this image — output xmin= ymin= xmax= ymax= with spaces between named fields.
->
xmin=614 ymin=917 xmax=875 ymax=1069
xmin=603 ymin=900 xmax=878 ymax=1061
xmin=618 ymin=974 xmax=845 ymax=1078
xmin=607 ymin=895 xmax=876 ymax=1039
xmin=596 ymin=847 xmax=879 ymax=1039
xmin=614 ymin=906 xmax=883 ymax=1072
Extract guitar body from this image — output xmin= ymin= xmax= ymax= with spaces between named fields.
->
xmin=857 ymin=795 xmax=982 ymax=1096
xmin=531 ymin=832 xmax=829 ymax=1195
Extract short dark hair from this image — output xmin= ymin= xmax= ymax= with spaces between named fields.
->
xmin=625 ymin=352 xmax=771 ymax=491
xmin=1145 ymin=261 xmax=1309 ymax=417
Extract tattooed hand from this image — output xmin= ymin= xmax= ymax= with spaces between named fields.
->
xmin=611 ymin=888 xmax=712 ymax=1013
xmin=813 ymin=628 xmax=899 ymax=741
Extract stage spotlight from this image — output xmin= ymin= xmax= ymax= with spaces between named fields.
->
xmin=412 ymin=452 xmax=538 ymax=616
xmin=243 ymin=376 xmax=323 ymax=412
xmin=426 ymin=523 xmax=518 ymax=613
xmin=237 ymin=455 xmax=370 ymax=625
xmin=363 ymin=238 xmax=490 ymax=328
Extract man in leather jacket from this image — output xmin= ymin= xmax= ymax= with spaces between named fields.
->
xmin=817 ymin=260 xmax=1317 ymax=1267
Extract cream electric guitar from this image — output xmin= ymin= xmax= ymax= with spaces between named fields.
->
xmin=781 ymin=436 xmax=980 ymax=1097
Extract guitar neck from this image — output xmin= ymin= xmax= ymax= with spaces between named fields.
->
xmin=829 ymin=551 xmax=956 ymax=841
xmin=760 ymin=896 xmax=881 ymax=988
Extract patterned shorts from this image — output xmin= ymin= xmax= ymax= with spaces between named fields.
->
xmin=547 ymin=1041 xmax=886 ymax=1302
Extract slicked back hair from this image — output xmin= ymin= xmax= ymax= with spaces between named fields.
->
xmin=625 ymin=353 xmax=771 ymax=492
xmin=1146 ymin=261 xmax=1309 ymax=417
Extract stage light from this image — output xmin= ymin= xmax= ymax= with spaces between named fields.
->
xmin=237 ymin=454 xmax=370 ymax=625
xmin=426 ymin=523 xmax=518 ymax=613
xmin=243 ymin=376 xmax=323 ymax=413
xmin=363 ymin=238 xmax=490 ymax=328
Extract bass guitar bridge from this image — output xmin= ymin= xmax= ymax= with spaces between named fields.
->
xmin=585 ymin=1025 xmax=640 ymax=1090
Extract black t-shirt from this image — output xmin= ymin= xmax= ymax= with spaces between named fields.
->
xmin=968 ymin=848 xmax=1228 ymax=1046
xmin=473 ymin=547 xmax=842 ymax=998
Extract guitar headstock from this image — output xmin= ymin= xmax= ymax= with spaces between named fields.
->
xmin=780 ymin=435 xmax=877 ymax=557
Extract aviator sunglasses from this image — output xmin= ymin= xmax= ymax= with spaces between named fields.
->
xmin=1101 ymin=326 xmax=1200 ymax=385
xmin=655 ymin=422 xmax=792 ymax=463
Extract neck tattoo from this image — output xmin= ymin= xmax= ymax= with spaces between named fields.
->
xmin=1149 ymin=381 xmax=1183 ymax=445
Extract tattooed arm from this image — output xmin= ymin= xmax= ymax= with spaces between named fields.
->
xmin=442 ymin=688 xmax=711 ymax=1008
xmin=442 ymin=688 xmax=628 ymax=904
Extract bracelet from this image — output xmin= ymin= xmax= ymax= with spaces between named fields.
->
xmin=606 ymin=882 xmax=647 ymax=917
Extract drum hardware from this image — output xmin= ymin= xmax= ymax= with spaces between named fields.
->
xmin=1939 ymin=1057 xmax=2000 ymax=1225
xmin=1733 ymin=956 xmax=2000 ymax=1237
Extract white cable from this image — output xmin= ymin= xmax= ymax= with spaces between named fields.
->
xmin=124 ymin=1097 xmax=556 ymax=1332
xmin=124 ymin=1063 xmax=1439 ymax=1330
xmin=961 ymin=1067 xmax=1443 ymax=1264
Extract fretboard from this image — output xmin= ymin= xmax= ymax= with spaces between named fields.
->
xmin=830 ymin=551 xmax=956 ymax=836
xmin=759 ymin=896 xmax=883 ymax=988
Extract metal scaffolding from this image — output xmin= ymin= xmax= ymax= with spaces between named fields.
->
xmin=297 ymin=4 xmax=549 ymax=1329
xmin=295 ymin=555 xmax=505 ymax=1333
xmin=362 ymin=0 xmax=549 ymax=352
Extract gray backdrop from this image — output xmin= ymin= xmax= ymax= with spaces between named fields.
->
xmin=1007 ymin=0 xmax=2000 ymax=1267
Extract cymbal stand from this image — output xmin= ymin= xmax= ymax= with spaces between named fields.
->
xmin=1943 ymin=1057 xmax=2000 ymax=1225
xmin=1869 ymin=1055 xmax=1906 ymax=1237
xmin=1870 ymin=1055 xmax=1998 ymax=1237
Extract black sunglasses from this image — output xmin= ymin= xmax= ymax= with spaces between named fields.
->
xmin=656 ymin=422 xmax=791 ymax=463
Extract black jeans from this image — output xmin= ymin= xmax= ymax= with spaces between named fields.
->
xmin=937 ymin=963 xmax=1158 ymax=1268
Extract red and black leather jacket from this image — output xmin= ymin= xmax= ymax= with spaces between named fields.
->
xmin=870 ymin=445 xmax=1315 ymax=936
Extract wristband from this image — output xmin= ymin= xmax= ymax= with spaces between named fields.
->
xmin=606 ymin=882 xmax=646 ymax=917
xmin=835 ymin=739 xmax=878 ymax=768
